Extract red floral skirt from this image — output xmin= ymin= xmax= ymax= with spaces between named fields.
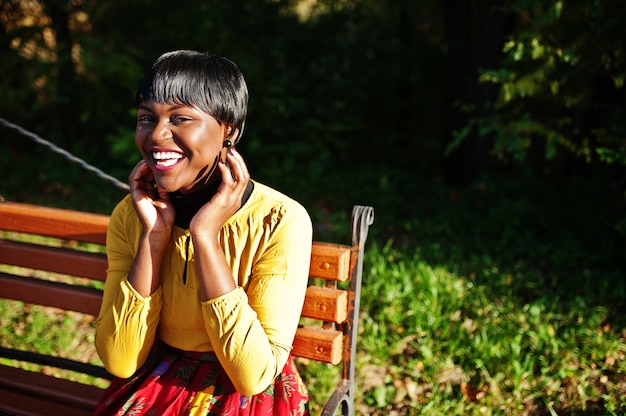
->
xmin=93 ymin=342 xmax=309 ymax=416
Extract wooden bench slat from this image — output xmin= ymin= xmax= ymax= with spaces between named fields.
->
xmin=292 ymin=326 xmax=343 ymax=365
xmin=0 ymin=273 xmax=102 ymax=316
xmin=301 ymin=286 xmax=347 ymax=323
xmin=0 ymin=365 xmax=101 ymax=416
xmin=309 ymin=243 xmax=351 ymax=281
xmin=0 ymin=240 xmax=107 ymax=282
xmin=0 ymin=203 xmax=351 ymax=282
xmin=0 ymin=347 xmax=110 ymax=380
xmin=0 ymin=202 xmax=109 ymax=245
xmin=0 ymin=388 xmax=92 ymax=416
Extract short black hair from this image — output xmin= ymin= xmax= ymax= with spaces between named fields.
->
xmin=136 ymin=50 xmax=248 ymax=143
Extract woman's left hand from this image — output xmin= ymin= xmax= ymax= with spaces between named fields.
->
xmin=189 ymin=148 xmax=250 ymax=238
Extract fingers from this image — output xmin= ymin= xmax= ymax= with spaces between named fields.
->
xmin=128 ymin=160 xmax=175 ymax=231
xmin=153 ymin=186 xmax=173 ymax=210
xmin=129 ymin=160 xmax=154 ymax=193
xmin=223 ymin=147 xmax=250 ymax=189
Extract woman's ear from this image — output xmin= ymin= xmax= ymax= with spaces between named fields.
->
xmin=227 ymin=127 xmax=240 ymax=144
xmin=224 ymin=124 xmax=234 ymax=138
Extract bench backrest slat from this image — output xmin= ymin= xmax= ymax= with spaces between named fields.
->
xmin=0 ymin=203 xmax=352 ymax=283
xmin=0 ymin=202 xmax=109 ymax=245
xmin=0 ymin=272 xmax=103 ymax=316
xmin=308 ymin=243 xmax=351 ymax=281
xmin=0 ymin=240 xmax=108 ymax=282
xmin=292 ymin=326 xmax=343 ymax=364
xmin=301 ymin=286 xmax=347 ymax=323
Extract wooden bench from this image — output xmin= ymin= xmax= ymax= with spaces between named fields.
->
xmin=0 ymin=201 xmax=374 ymax=416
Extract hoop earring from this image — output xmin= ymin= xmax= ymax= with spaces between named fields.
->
xmin=223 ymin=139 xmax=232 ymax=148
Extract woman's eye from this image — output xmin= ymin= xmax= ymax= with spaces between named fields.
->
xmin=171 ymin=116 xmax=191 ymax=125
xmin=138 ymin=115 xmax=154 ymax=124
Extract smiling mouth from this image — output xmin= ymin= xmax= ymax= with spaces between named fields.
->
xmin=153 ymin=151 xmax=185 ymax=169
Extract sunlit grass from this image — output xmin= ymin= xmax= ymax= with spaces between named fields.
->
xmin=325 ymin=242 xmax=626 ymax=415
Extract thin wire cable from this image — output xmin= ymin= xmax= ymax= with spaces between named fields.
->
xmin=0 ymin=117 xmax=130 ymax=192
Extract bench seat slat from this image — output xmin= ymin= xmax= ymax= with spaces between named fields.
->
xmin=0 ymin=202 xmax=109 ymax=245
xmin=0 ymin=365 xmax=102 ymax=416
xmin=0 ymin=273 xmax=102 ymax=316
xmin=0 ymin=240 xmax=107 ymax=282
xmin=0 ymin=347 xmax=110 ymax=380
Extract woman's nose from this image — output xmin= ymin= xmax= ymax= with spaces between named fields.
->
xmin=150 ymin=120 xmax=173 ymax=143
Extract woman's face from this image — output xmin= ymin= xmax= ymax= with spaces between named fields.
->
xmin=135 ymin=101 xmax=230 ymax=195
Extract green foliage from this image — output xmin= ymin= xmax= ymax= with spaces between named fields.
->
xmin=452 ymin=0 xmax=626 ymax=168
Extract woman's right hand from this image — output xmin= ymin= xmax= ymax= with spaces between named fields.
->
xmin=127 ymin=160 xmax=174 ymax=296
xmin=129 ymin=160 xmax=175 ymax=242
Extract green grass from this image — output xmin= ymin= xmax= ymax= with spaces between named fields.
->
xmin=297 ymin=169 xmax=626 ymax=414
xmin=0 ymin=299 xmax=108 ymax=388
xmin=333 ymin=242 xmax=626 ymax=415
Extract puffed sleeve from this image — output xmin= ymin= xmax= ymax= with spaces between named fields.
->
xmin=94 ymin=196 xmax=163 ymax=378
xmin=201 ymin=202 xmax=312 ymax=395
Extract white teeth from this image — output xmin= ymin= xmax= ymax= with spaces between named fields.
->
xmin=157 ymin=158 xmax=179 ymax=167
xmin=153 ymin=151 xmax=183 ymax=161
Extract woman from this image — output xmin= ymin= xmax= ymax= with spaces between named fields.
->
xmin=94 ymin=50 xmax=311 ymax=415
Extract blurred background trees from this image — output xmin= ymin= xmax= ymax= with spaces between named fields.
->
xmin=0 ymin=0 xmax=624 ymax=236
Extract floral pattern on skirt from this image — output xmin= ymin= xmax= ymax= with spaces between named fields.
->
xmin=93 ymin=343 xmax=309 ymax=416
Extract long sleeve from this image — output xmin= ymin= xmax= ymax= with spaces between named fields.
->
xmin=95 ymin=196 xmax=163 ymax=378
xmin=202 ymin=200 xmax=312 ymax=394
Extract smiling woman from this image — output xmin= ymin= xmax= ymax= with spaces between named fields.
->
xmin=134 ymin=101 xmax=227 ymax=194
xmin=93 ymin=50 xmax=313 ymax=416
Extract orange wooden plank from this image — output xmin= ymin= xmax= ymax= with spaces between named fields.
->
xmin=301 ymin=286 xmax=347 ymax=324
xmin=0 ymin=202 xmax=109 ymax=245
xmin=292 ymin=326 xmax=343 ymax=364
xmin=0 ymin=240 xmax=107 ymax=282
xmin=0 ymin=365 xmax=102 ymax=416
xmin=309 ymin=243 xmax=351 ymax=281
xmin=0 ymin=273 xmax=103 ymax=316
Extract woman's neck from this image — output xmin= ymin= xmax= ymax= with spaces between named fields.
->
xmin=170 ymin=180 xmax=254 ymax=229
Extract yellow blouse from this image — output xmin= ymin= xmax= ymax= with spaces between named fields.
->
xmin=95 ymin=181 xmax=312 ymax=395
